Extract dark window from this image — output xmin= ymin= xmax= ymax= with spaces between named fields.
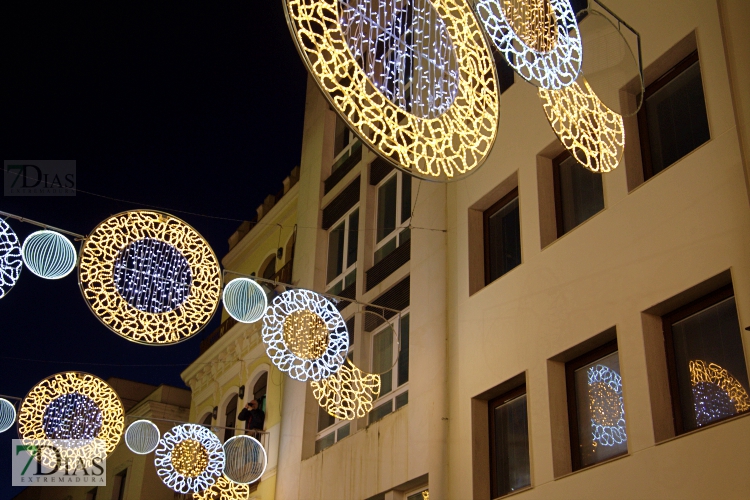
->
xmin=484 ymin=188 xmax=521 ymax=285
xmin=318 ymin=403 xmax=335 ymax=432
xmin=566 ymin=341 xmax=628 ymax=470
xmin=201 ymin=413 xmax=212 ymax=427
xmin=261 ymin=257 xmax=276 ymax=280
xmin=492 ymin=49 xmax=515 ymax=94
xmin=638 ymin=51 xmax=710 ymax=179
xmin=377 ymin=175 xmax=398 ymax=242
xmin=398 ymin=314 xmax=410 ymax=387
xmin=112 ymin=469 xmax=128 ymax=500
xmin=254 ymin=372 xmax=268 ymax=414
xmin=327 ymin=208 xmax=358 ymax=293
xmin=489 ymin=385 xmax=531 ymax=498
xmin=85 ymin=488 xmax=97 ymax=500
xmin=224 ymin=394 xmax=238 ymax=442
xmin=334 ymin=114 xmax=351 ymax=158
xmin=553 ymin=151 xmax=605 ymax=236
xmin=662 ymin=286 xmax=749 ymax=434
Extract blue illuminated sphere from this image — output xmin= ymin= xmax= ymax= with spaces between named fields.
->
xmin=22 ymin=230 xmax=77 ymax=279
xmin=223 ymin=278 xmax=267 ymax=323
xmin=0 ymin=398 xmax=16 ymax=433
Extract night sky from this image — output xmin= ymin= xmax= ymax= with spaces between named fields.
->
xmin=2 ymin=2 xmax=307 ymax=496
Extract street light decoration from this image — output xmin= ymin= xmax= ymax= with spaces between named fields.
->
xmin=222 ymin=277 xmax=267 ymax=324
xmin=193 ymin=474 xmax=251 ymax=500
xmin=125 ymin=419 xmax=161 ymax=455
xmin=476 ymin=0 xmax=582 ymax=89
xmin=0 ymin=398 xmax=16 ymax=433
xmin=22 ymin=230 xmax=77 ymax=280
xmin=262 ymin=289 xmax=348 ymax=381
xmin=690 ymin=360 xmax=750 ymax=427
xmin=284 ymin=0 xmax=499 ymax=181
xmin=154 ymin=424 xmax=225 ymax=494
xmin=79 ymin=210 xmax=221 ymax=345
xmin=311 ymin=358 xmax=381 ymax=420
xmin=222 ymin=435 xmax=267 ymax=484
xmin=0 ymin=219 xmax=23 ymax=298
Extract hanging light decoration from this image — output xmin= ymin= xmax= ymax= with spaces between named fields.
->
xmin=222 ymin=435 xmax=267 ymax=484
xmin=475 ymin=0 xmax=582 ymax=89
xmin=690 ymin=360 xmax=750 ymax=427
xmin=0 ymin=398 xmax=16 ymax=433
xmin=193 ymin=474 xmax=251 ymax=500
xmin=0 ymin=219 xmax=23 ymax=298
xmin=154 ymin=423 xmax=225 ymax=494
xmin=311 ymin=358 xmax=381 ymax=421
xmin=17 ymin=372 xmax=124 ymax=468
xmin=125 ymin=419 xmax=161 ymax=454
xmin=78 ymin=210 xmax=222 ymax=345
xmin=223 ymin=277 xmax=267 ymax=323
xmin=284 ymin=0 xmax=499 ymax=181
xmin=262 ymin=289 xmax=349 ymax=381
xmin=587 ymin=364 xmax=627 ymax=447
xmin=22 ymin=230 xmax=77 ymax=279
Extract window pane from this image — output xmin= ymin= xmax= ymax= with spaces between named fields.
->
xmin=334 ymin=115 xmax=350 ymax=158
xmin=488 ymin=197 xmax=521 ymax=282
xmin=327 ymin=221 xmax=345 ymax=283
xmin=347 ymin=209 xmax=359 ymax=267
xmin=646 ymin=60 xmax=710 ymax=174
xmin=574 ymin=351 xmax=628 ymax=468
xmin=224 ymin=395 xmax=238 ymax=442
xmin=406 ymin=489 xmax=428 ymax=500
xmin=401 ymin=174 xmax=412 ymax=224
xmin=374 ymin=236 xmax=397 ymax=264
xmin=395 ymin=391 xmax=409 ymax=410
xmin=491 ymin=394 xmax=531 ymax=498
xmin=337 ymin=423 xmax=350 ymax=440
xmin=315 ymin=432 xmax=335 ymax=453
xmin=346 ymin=317 xmax=355 ymax=347
xmin=398 ymin=315 xmax=410 ymax=386
xmin=318 ymin=404 xmax=336 ymax=432
xmin=370 ymin=399 xmax=393 ymax=424
xmin=399 ymin=226 xmax=411 ymax=245
xmin=377 ymin=176 xmax=398 ymax=242
xmin=558 ymin=155 xmax=604 ymax=234
xmin=373 ymin=329 xmax=393 ymax=394
xmin=671 ymin=297 xmax=749 ymax=431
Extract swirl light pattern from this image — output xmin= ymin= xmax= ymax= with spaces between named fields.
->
xmin=154 ymin=424 xmax=224 ymax=494
xmin=262 ymin=289 xmax=348 ymax=381
xmin=17 ymin=372 xmax=124 ymax=467
xmin=22 ymin=230 xmax=77 ymax=279
xmin=311 ymin=359 xmax=381 ymax=420
xmin=587 ymin=364 xmax=626 ymax=447
xmin=193 ymin=474 xmax=251 ymax=500
xmin=0 ymin=219 xmax=22 ymax=298
xmin=689 ymin=360 xmax=750 ymax=427
xmin=125 ymin=419 xmax=161 ymax=454
xmin=0 ymin=398 xmax=16 ymax=433
xmin=79 ymin=211 xmax=221 ymax=345
xmin=223 ymin=435 xmax=267 ymax=484
xmin=539 ymin=78 xmax=625 ymax=173
xmin=476 ymin=0 xmax=582 ymax=89
xmin=223 ymin=278 xmax=267 ymax=323
xmin=285 ymin=0 xmax=499 ymax=181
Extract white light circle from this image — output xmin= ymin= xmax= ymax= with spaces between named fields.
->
xmin=0 ymin=219 xmax=23 ymax=299
xmin=0 ymin=398 xmax=16 ymax=433
xmin=223 ymin=435 xmax=267 ymax=484
xmin=125 ymin=419 xmax=160 ymax=455
xmin=223 ymin=278 xmax=268 ymax=324
xmin=154 ymin=423 xmax=225 ymax=494
xmin=476 ymin=0 xmax=582 ymax=89
xmin=22 ymin=230 xmax=77 ymax=279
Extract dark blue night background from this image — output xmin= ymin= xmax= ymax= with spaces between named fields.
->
xmin=1 ymin=2 xmax=307 ymax=497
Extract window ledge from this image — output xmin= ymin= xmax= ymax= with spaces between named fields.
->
xmin=654 ymin=409 xmax=750 ymax=447
xmin=554 ymin=451 xmax=629 ymax=482
xmin=493 ymin=485 xmax=533 ymax=500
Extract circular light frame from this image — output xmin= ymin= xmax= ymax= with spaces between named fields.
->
xmin=78 ymin=210 xmax=222 ymax=345
xmin=0 ymin=219 xmax=23 ymax=298
xmin=222 ymin=277 xmax=268 ymax=324
xmin=311 ymin=358 xmax=381 ymax=421
xmin=154 ymin=423 xmax=225 ymax=494
xmin=0 ymin=398 xmax=17 ymax=433
xmin=125 ymin=419 xmax=161 ymax=455
xmin=222 ymin=434 xmax=267 ymax=484
xmin=22 ymin=230 xmax=77 ymax=280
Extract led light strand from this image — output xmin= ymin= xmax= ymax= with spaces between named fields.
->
xmin=0 ymin=398 xmax=16 ymax=433
xmin=21 ymin=230 xmax=77 ymax=279
xmin=223 ymin=435 xmax=267 ymax=484
xmin=193 ymin=474 xmax=251 ymax=500
xmin=689 ymin=360 xmax=750 ymax=427
xmin=222 ymin=277 xmax=267 ymax=324
xmin=311 ymin=358 xmax=381 ymax=420
xmin=125 ymin=419 xmax=161 ymax=454
xmin=154 ymin=424 xmax=224 ymax=494
xmin=587 ymin=364 xmax=626 ymax=447
xmin=0 ymin=219 xmax=23 ymax=298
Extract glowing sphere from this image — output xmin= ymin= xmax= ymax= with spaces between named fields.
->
xmin=154 ymin=423 xmax=224 ymax=494
xmin=0 ymin=219 xmax=23 ymax=298
xmin=125 ymin=419 xmax=161 ymax=454
xmin=223 ymin=278 xmax=267 ymax=323
xmin=0 ymin=398 xmax=16 ymax=433
xmin=223 ymin=435 xmax=267 ymax=484
xmin=22 ymin=230 xmax=77 ymax=279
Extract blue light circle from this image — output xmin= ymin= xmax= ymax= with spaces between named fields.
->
xmin=223 ymin=278 xmax=267 ymax=324
xmin=22 ymin=230 xmax=77 ymax=279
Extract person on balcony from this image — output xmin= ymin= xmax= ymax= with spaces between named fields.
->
xmin=238 ymin=399 xmax=265 ymax=434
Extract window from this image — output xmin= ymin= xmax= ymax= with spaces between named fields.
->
xmin=253 ymin=372 xmax=268 ymax=415
xmin=489 ymin=385 xmax=531 ymax=498
xmin=406 ymin=488 xmax=429 ymax=500
xmin=261 ymin=256 xmax=276 ymax=280
xmin=224 ymin=394 xmax=238 ymax=442
xmin=662 ymin=286 xmax=749 ymax=434
xmin=315 ymin=403 xmax=352 ymax=453
xmin=333 ymin=114 xmax=361 ymax=172
xmin=370 ymin=313 xmax=410 ymax=424
xmin=374 ymin=171 xmax=411 ymax=264
xmin=566 ymin=342 xmax=628 ymax=470
xmin=638 ymin=51 xmax=710 ymax=179
xmin=85 ymin=488 xmax=98 ymax=500
xmin=201 ymin=413 xmax=212 ymax=427
xmin=112 ymin=469 xmax=128 ymax=500
xmin=553 ymin=151 xmax=604 ymax=236
xmin=327 ymin=206 xmax=359 ymax=294
xmin=484 ymin=188 xmax=521 ymax=285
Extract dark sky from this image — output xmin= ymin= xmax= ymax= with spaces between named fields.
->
xmin=2 ymin=1 xmax=307 ymax=496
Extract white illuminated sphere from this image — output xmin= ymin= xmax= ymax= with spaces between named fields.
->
xmin=223 ymin=278 xmax=267 ymax=323
xmin=0 ymin=219 xmax=23 ymax=299
xmin=0 ymin=398 xmax=16 ymax=433
xmin=22 ymin=230 xmax=77 ymax=279
xmin=223 ymin=435 xmax=267 ymax=484
xmin=125 ymin=419 xmax=160 ymax=454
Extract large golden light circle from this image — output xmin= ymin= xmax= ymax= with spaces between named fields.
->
xmin=311 ymin=359 xmax=381 ymax=421
xmin=79 ymin=210 xmax=221 ymax=345
xmin=284 ymin=0 xmax=499 ymax=181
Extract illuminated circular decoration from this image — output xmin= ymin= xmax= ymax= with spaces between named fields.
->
xmin=284 ymin=0 xmax=499 ymax=181
xmin=0 ymin=219 xmax=23 ymax=298
xmin=21 ymin=230 xmax=77 ymax=279
xmin=79 ymin=210 xmax=222 ymax=345
xmin=262 ymin=289 xmax=348 ymax=381
xmin=223 ymin=278 xmax=267 ymax=324
xmin=539 ymin=77 xmax=625 ymax=173
xmin=125 ymin=419 xmax=161 ymax=454
xmin=154 ymin=423 xmax=225 ymax=494
xmin=193 ymin=474 xmax=250 ymax=500
xmin=223 ymin=435 xmax=267 ymax=484
xmin=311 ymin=358 xmax=381 ymax=421
xmin=476 ymin=0 xmax=582 ymax=89
xmin=690 ymin=360 xmax=750 ymax=427
xmin=0 ymin=398 xmax=16 ymax=433
xmin=17 ymin=372 xmax=124 ymax=467
xmin=587 ymin=364 xmax=626 ymax=447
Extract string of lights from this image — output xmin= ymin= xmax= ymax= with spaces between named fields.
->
xmin=587 ymin=364 xmax=627 ymax=447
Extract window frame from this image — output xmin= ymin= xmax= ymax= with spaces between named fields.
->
xmin=374 ymin=171 xmax=411 ymax=264
xmin=552 ymin=150 xmax=605 ymax=238
xmin=369 ymin=309 xmax=410 ymax=425
xmin=661 ymin=285 xmax=745 ymax=435
xmin=333 ymin=116 xmax=360 ymax=172
xmin=483 ymin=187 xmax=521 ymax=286
xmin=488 ymin=384 xmax=531 ymax=499
xmin=326 ymin=204 xmax=360 ymax=294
